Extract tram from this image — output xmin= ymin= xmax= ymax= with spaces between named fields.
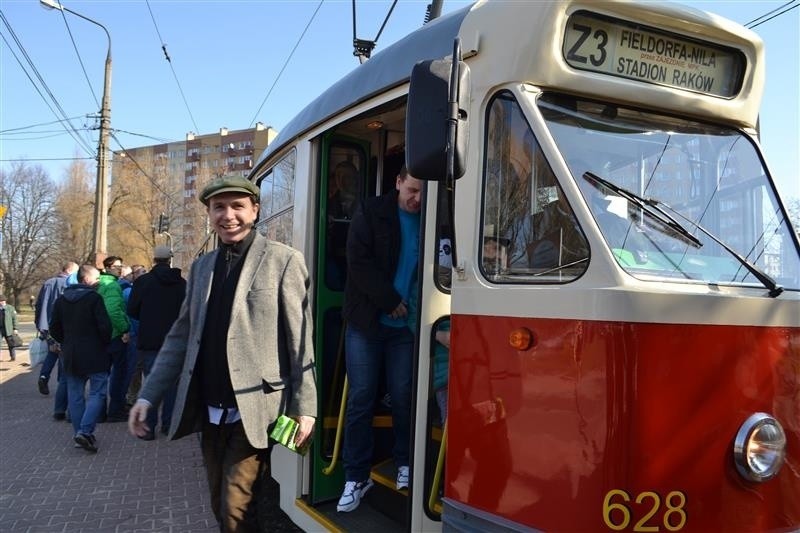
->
xmin=245 ymin=1 xmax=800 ymax=531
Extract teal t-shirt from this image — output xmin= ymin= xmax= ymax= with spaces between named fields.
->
xmin=381 ymin=209 xmax=420 ymax=328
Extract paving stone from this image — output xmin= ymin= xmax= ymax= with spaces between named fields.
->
xmin=0 ymin=335 xmax=217 ymax=532
xmin=1 ymin=320 xmax=300 ymax=532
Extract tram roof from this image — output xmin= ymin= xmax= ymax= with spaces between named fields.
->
xmin=252 ymin=4 xmax=473 ymax=173
xmin=252 ymin=0 xmax=764 ymax=175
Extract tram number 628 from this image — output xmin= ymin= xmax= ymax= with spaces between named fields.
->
xmin=603 ymin=490 xmax=687 ymax=531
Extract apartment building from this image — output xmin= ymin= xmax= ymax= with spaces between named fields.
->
xmin=112 ymin=123 xmax=277 ymax=269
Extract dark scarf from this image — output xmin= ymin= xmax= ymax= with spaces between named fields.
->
xmin=198 ymin=230 xmax=256 ymax=409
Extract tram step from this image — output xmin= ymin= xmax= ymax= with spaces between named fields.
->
xmin=366 ymin=459 xmax=410 ymax=524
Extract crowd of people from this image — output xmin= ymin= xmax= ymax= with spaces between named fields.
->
xmin=32 ymin=250 xmax=181 ymax=449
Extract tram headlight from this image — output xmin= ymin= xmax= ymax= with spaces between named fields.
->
xmin=733 ymin=412 xmax=786 ymax=482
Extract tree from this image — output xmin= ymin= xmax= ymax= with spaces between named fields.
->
xmin=54 ymin=159 xmax=95 ymax=263
xmin=107 ymin=151 xmax=180 ymax=267
xmin=0 ymin=162 xmax=64 ymax=306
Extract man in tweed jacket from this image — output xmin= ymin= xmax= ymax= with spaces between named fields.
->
xmin=128 ymin=175 xmax=316 ymax=532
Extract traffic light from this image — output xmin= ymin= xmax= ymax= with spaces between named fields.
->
xmin=157 ymin=213 xmax=170 ymax=233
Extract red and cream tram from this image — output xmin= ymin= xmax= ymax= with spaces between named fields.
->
xmin=243 ymin=1 xmax=799 ymax=531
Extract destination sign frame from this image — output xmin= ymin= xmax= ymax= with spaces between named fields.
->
xmin=563 ymin=11 xmax=745 ymax=98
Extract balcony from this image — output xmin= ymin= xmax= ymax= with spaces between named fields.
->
xmin=228 ymin=160 xmax=253 ymax=171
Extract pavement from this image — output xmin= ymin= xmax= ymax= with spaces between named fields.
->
xmin=0 ymin=317 xmax=219 ymax=532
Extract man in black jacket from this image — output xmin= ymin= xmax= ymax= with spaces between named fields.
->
xmin=126 ymin=245 xmax=186 ymax=440
xmin=49 ymin=264 xmax=112 ymax=453
xmin=338 ymin=167 xmax=423 ymax=512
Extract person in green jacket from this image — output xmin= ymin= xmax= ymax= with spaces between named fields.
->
xmin=97 ymin=256 xmax=131 ymax=421
xmin=0 ymin=294 xmax=19 ymax=362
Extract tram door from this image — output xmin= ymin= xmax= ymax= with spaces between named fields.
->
xmin=414 ymin=180 xmax=453 ymax=523
xmin=311 ymin=134 xmax=369 ymax=503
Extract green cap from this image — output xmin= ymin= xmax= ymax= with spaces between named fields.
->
xmin=200 ymin=175 xmax=260 ymax=205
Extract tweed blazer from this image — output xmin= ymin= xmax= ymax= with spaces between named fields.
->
xmin=139 ymin=232 xmax=317 ymax=449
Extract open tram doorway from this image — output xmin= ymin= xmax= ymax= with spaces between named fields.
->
xmin=307 ymin=98 xmax=452 ymax=531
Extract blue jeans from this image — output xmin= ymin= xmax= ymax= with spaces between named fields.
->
xmin=66 ymin=371 xmax=109 ymax=436
xmin=342 ymin=323 xmax=413 ymax=482
xmin=107 ymin=337 xmax=129 ymax=417
xmin=40 ymin=340 xmax=68 ymax=414
xmin=140 ymin=350 xmax=177 ymax=433
xmin=54 ymin=357 xmax=68 ymax=415
xmin=123 ymin=335 xmax=138 ymax=402
xmin=40 ymin=350 xmax=59 ymax=380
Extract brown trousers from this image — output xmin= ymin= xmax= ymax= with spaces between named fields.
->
xmin=201 ymin=420 xmax=269 ymax=533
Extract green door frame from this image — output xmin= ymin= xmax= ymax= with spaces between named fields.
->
xmin=310 ymin=132 xmax=370 ymax=504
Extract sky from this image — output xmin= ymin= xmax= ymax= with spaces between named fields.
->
xmin=1 ymin=0 xmax=798 ymax=204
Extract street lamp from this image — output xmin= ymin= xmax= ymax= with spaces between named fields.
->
xmin=41 ymin=0 xmax=111 ymax=266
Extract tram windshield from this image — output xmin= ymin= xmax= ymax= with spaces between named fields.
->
xmin=538 ymin=93 xmax=800 ymax=291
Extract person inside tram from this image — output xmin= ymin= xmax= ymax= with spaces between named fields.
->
xmin=528 ymin=188 xmax=589 ymax=270
xmin=482 ymin=233 xmax=510 ymax=279
xmin=327 ymin=160 xmax=361 ymax=290
xmin=328 ymin=160 xmax=360 ymax=221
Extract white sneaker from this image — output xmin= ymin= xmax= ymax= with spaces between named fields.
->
xmin=396 ymin=465 xmax=409 ymax=490
xmin=337 ymin=479 xmax=374 ymax=512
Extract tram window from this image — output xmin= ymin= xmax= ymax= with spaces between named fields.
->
xmin=435 ymin=180 xmax=453 ymax=291
xmin=481 ymin=92 xmax=589 ymax=282
xmin=325 ymin=145 xmax=366 ymax=291
xmin=540 ymin=93 xmax=800 ymax=289
xmin=257 ymin=149 xmax=295 ymax=245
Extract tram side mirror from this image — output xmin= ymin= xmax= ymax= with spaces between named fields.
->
xmin=406 ymin=58 xmax=470 ymax=181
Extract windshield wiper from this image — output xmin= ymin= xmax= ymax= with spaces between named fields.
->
xmin=583 ymin=172 xmax=784 ymax=297
xmin=584 ymin=172 xmax=701 ymax=248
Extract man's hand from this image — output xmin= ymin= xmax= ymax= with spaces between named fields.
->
xmin=128 ymin=399 xmax=151 ymax=437
xmin=121 ymin=332 xmax=130 ymax=344
xmin=294 ymin=416 xmax=315 ymax=448
xmin=389 ymin=301 xmax=408 ymax=320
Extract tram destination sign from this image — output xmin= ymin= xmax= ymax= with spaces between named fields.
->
xmin=563 ymin=12 xmax=745 ymax=98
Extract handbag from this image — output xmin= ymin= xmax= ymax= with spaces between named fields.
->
xmin=29 ymin=337 xmax=48 ymax=366
xmin=8 ymin=332 xmax=23 ymax=349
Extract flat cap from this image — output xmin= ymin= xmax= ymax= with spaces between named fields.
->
xmin=200 ymin=175 xmax=260 ymax=205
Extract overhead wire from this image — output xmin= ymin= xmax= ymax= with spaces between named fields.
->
xmin=53 ymin=7 xmax=100 ymax=109
xmin=745 ymin=0 xmax=798 ymax=27
xmin=145 ymin=0 xmax=200 ymax=134
xmin=112 ymin=129 xmax=172 ymax=143
xmin=0 ymin=156 xmax=94 ymax=162
xmin=109 ymin=132 xmax=182 ymax=211
xmin=0 ymin=13 xmax=95 ymax=156
xmin=248 ymin=0 xmax=325 ymax=127
xmin=2 ymin=129 xmax=87 ymax=137
xmin=41 ymin=7 xmax=100 ymax=152
xmin=0 ymin=116 xmax=88 ymax=134
xmin=747 ymin=3 xmax=799 ymax=29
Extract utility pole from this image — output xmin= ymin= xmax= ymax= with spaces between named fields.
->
xmin=41 ymin=0 xmax=112 ymax=266
xmin=95 ymin=38 xmax=112 ymax=265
